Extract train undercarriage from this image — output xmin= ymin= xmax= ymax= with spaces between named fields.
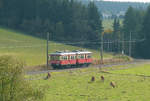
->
xmin=51 ymin=63 xmax=91 ymax=69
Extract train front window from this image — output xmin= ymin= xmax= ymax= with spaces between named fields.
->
xmin=50 ymin=55 xmax=60 ymax=60
xmin=50 ymin=56 xmax=54 ymax=60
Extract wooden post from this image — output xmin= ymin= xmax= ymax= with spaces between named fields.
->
xmin=100 ymin=32 xmax=104 ymax=64
xmin=129 ymin=31 xmax=132 ymax=57
xmin=47 ymin=33 xmax=49 ymax=69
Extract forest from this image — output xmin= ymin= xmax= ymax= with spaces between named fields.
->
xmin=0 ymin=0 xmax=150 ymax=58
xmin=0 ymin=0 xmax=102 ymax=49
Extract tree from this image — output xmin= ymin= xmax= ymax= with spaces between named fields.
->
xmin=0 ymin=55 xmax=45 ymax=101
xmin=123 ymin=6 xmax=144 ymax=56
xmin=137 ymin=6 xmax=150 ymax=58
xmin=112 ymin=18 xmax=121 ymax=53
xmin=87 ymin=2 xmax=103 ymax=48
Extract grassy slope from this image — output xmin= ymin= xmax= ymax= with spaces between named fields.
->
xmin=30 ymin=63 xmax=150 ymax=101
xmin=0 ymin=28 xmax=113 ymax=66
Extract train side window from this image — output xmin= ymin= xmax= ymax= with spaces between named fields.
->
xmin=51 ymin=56 xmax=53 ymax=60
xmin=87 ymin=54 xmax=91 ymax=58
xmin=81 ymin=55 xmax=84 ymax=59
xmin=64 ymin=56 xmax=68 ymax=60
xmin=50 ymin=56 xmax=54 ymax=60
xmin=55 ymin=56 xmax=57 ymax=60
xmin=54 ymin=56 xmax=56 ymax=60
xmin=63 ymin=56 xmax=66 ymax=60
xmin=71 ymin=56 xmax=74 ymax=60
xmin=57 ymin=56 xmax=60 ymax=60
xmin=61 ymin=56 xmax=64 ymax=60
xmin=77 ymin=55 xmax=81 ymax=59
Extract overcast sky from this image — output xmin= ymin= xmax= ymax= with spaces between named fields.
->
xmin=102 ymin=0 xmax=150 ymax=2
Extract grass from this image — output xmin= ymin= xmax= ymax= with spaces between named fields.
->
xmin=0 ymin=28 xmax=113 ymax=66
xmin=103 ymin=19 xmax=123 ymax=30
xmin=110 ymin=63 xmax=150 ymax=76
xmin=103 ymin=19 xmax=114 ymax=30
xmin=29 ymin=63 xmax=150 ymax=101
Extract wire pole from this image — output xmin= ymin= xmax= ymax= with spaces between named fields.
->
xmin=47 ymin=32 xmax=49 ymax=69
xmin=129 ymin=31 xmax=132 ymax=57
xmin=107 ymin=40 xmax=110 ymax=52
xmin=122 ymin=32 xmax=124 ymax=55
xmin=100 ymin=33 xmax=104 ymax=64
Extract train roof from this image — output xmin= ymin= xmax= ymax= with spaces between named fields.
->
xmin=74 ymin=51 xmax=92 ymax=54
xmin=50 ymin=52 xmax=76 ymax=55
xmin=50 ymin=50 xmax=92 ymax=55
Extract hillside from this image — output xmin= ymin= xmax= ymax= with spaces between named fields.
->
xmin=0 ymin=28 xmax=113 ymax=66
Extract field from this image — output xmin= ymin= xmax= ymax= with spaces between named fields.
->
xmin=29 ymin=62 xmax=150 ymax=101
xmin=103 ymin=19 xmax=123 ymax=30
xmin=0 ymin=28 xmax=113 ymax=66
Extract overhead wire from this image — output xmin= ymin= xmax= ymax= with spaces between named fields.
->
xmin=0 ymin=38 xmax=145 ymax=49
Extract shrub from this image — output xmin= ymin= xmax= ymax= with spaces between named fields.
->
xmin=0 ymin=55 xmax=45 ymax=101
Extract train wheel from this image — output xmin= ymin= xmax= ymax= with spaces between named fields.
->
xmin=52 ymin=65 xmax=58 ymax=69
xmin=86 ymin=63 xmax=90 ymax=67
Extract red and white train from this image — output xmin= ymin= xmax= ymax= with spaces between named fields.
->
xmin=49 ymin=50 xmax=92 ymax=68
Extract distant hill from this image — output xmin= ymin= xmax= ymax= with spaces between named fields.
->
xmin=77 ymin=0 xmax=149 ymax=16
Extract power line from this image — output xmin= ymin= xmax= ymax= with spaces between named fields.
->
xmin=0 ymin=38 xmax=145 ymax=49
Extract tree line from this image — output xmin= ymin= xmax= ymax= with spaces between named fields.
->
xmin=103 ymin=6 xmax=150 ymax=58
xmin=0 ymin=0 xmax=102 ymax=48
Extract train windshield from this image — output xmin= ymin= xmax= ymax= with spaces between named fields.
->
xmin=50 ymin=55 xmax=60 ymax=60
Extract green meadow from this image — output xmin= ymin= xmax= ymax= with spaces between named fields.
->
xmin=29 ymin=63 xmax=150 ymax=101
xmin=103 ymin=19 xmax=123 ymax=30
xmin=0 ymin=28 xmax=113 ymax=66
xmin=110 ymin=63 xmax=150 ymax=76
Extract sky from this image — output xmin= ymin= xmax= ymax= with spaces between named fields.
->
xmin=102 ymin=0 xmax=150 ymax=2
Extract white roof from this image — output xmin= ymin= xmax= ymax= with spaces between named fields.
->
xmin=50 ymin=50 xmax=92 ymax=56
xmin=50 ymin=52 xmax=76 ymax=55
xmin=75 ymin=51 xmax=92 ymax=54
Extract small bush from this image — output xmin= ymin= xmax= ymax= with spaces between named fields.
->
xmin=113 ymin=54 xmax=133 ymax=61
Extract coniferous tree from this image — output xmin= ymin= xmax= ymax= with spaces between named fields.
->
xmin=112 ymin=18 xmax=121 ymax=53
xmin=123 ymin=6 xmax=144 ymax=56
xmin=137 ymin=6 xmax=150 ymax=58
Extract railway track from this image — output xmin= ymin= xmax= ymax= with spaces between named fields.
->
xmin=26 ymin=59 xmax=150 ymax=75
